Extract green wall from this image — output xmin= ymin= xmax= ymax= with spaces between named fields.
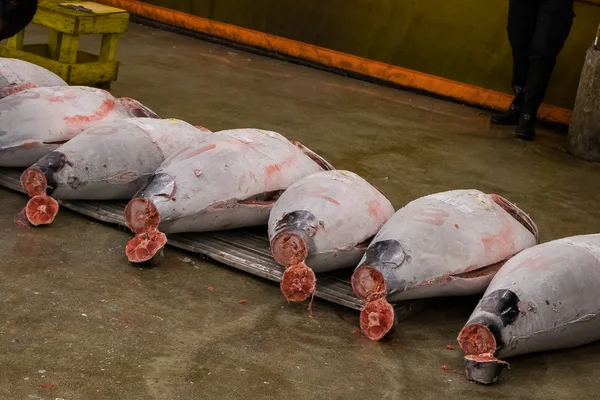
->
xmin=142 ymin=0 xmax=600 ymax=110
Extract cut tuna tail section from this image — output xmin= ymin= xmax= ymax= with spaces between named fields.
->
xmin=25 ymin=195 xmax=59 ymax=226
xmin=124 ymin=197 xmax=167 ymax=263
xmin=271 ymin=210 xmax=317 ymax=302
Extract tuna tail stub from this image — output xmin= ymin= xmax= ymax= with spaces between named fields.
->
xmin=280 ymin=262 xmax=317 ymax=302
xmin=118 ymin=97 xmax=161 ymax=119
xmin=21 ymin=167 xmax=48 ymax=197
xmin=125 ymin=197 xmax=161 ymax=234
xmin=271 ymin=230 xmax=309 ymax=267
xmin=457 ymin=322 xmax=508 ymax=384
xmin=25 ymin=194 xmax=59 ymax=226
xmin=464 ymin=354 xmax=510 ymax=385
xmin=124 ymin=198 xmax=166 ymax=263
xmin=359 ymin=298 xmax=396 ymax=341
xmin=271 ymin=230 xmax=314 ymax=302
xmin=351 ymin=239 xmax=406 ymax=301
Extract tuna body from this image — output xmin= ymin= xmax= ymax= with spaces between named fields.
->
xmin=457 ymin=234 xmax=600 ymax=384
xmin=268 ymin=169 xmax=395 ymax=302
xmin=21 ymin=118 xmax=213 ymax=200
xmin=351 ymin=189 xmax=539 ymax=340
xmin=0 ymin=86 xmax=159 ymax=167
xmin=0 ymin=58 xmax=67 ymax=98
xmin=124 ymin=129 xmax=333 ymax=263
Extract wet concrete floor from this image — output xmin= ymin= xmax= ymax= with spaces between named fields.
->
xmin=1 ymin=23 xmax=599 ymax=399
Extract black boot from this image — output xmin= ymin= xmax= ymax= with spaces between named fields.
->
xmin=491 ymin=86 xmax=524 ymax=125
xmin=515 ymin=112 xmax=536 ymax=140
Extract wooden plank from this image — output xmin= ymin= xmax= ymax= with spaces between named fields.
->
xmin=33 ymin=8 xmax=78 ymax=34
xmin=58 ymin=33 xmax=80 ymax=63
xmin=0 ymin=167 xmax=423 ymax=316
xmin=99 ymin=33 xmax=119 ymax=61
xmin=69 ymin=59 xmax=118 ymax=84
xmin=6 ymin=30 xmax=25 ymax=50
xmin=48 ymin=30 xmax=63 ymax=60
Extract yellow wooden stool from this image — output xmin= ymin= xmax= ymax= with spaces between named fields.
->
xmin=0 ymin=1 xmax=129 ymax=88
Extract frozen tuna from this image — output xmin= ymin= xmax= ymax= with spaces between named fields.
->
xmin=0 ymin=58 xmax=67 ymax=98
xmin=351 ymin=189 xmax=539 ymax=341
xmin=0 ymin=86 xmax=160 ymax=167
xmin=268 ymin=170 xmax=394 ymax=303
xmin=124 ymin=128 xmax=334 ymax=263
xmin=457 ymin=234 xmax=600 ymax=384
xmin=19 ymin=118 xmax=213 ymax=226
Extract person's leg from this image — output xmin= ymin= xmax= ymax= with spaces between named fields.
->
xmin=516 ymin=0 xmax=574 ymax=139
xmin=492 ymin=0 xmax=540 ymax=125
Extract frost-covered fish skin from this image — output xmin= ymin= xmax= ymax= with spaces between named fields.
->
xmin=124 ymin=128 xmax=334 ymax=263
xmin=0 ymin=58 xmax=67 ymax=98
xmin=268 ymin=170 xmax=394 ymax=303
xmin=20 ymin=118 xmax=212 ymax=226
xmin=0 ymin=86 xmax=159 ymax=167
xmin=351 ymin=189 xmax=539 ymax=341
xmin=457 ymin=234 xmax=600 ymax=385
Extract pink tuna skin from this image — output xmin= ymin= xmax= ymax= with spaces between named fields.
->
xmin=19 ymin=119 xmax=211 ymax=226
xmin=0 ymin=86 xmax=160 ymax=167
xmin=124 ymin=129 xmax=334 ymax=263
xmin=458 ymin=234 xmax=600 ymax=384
xmin=268 ymin=170 xmax=395 ymax=304
xmin=351 ymin=189 xmax=539 ymax=341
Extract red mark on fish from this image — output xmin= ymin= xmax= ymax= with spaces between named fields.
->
xmin=295 ymin=186 xmax=341 ymax=206
xmin=368 ymin=197 xmax=388 ymax=224
xmin=264 ymin=151 xmax=299 ymax=188
xmin=181 ymin=143 xmax=217 ymax=160
xmin=64 ymin=98 xmax=116 ymax=133
xmin=412 ymin=208 xmax=449 ymax=226
xmin=0 ymin=82 xmax=37 ymax=98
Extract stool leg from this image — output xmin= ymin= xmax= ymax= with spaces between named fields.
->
xmin=6 ymin=30 xmax=25 ymax=49
xmin=100 ymin=33 xmax=119 ymax=62
xmin=48 ymin=30 xmax=63 ymax=60
xmin=59 ymin=33 xmax=80 ymax=64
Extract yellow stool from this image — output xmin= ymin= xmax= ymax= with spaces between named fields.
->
xmin=0 ymin=1 xmax=129 ymax=88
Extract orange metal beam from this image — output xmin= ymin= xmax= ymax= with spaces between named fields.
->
xmin=99 ymin=0 xmax=572 ymax=125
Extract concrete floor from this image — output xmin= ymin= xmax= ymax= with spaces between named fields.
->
xmin=1 ymin=23 xmax=599 ymax=400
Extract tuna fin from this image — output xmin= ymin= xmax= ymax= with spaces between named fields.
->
xmin=42 ymin=139 xmax=69 ymax=145
xmin=239 ymin=190 xmax=284 ymax=206
xmin=490 ymin=194 xmax=539 ymax=243
xmin=449 ymin=260 xmax=506 ymax=280
xmin=354 ymin=235 xmax=375 ymax=252
xmin=118 ymin=97 xmax=161 ymax=119
xmin=291 ymin=140 xmax=335 ymax=171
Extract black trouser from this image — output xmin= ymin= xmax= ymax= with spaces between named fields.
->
xmin=508 ymin=0 xmax=575 ymax=114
